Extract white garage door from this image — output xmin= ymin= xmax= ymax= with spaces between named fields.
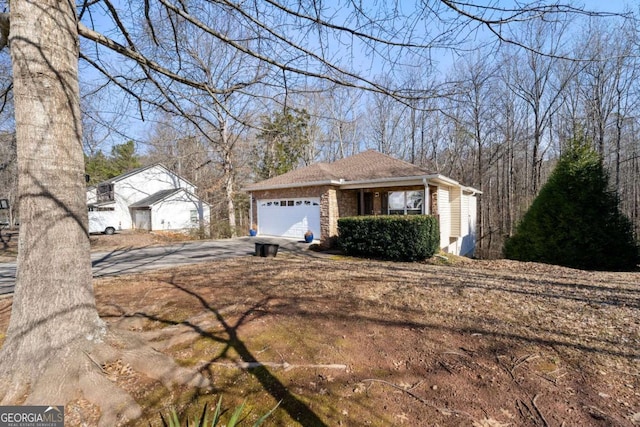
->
xmin=257 ymin=198 xmax=321 ymax=239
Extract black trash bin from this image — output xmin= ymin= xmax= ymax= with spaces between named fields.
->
xmin=255 ymin=242 xmax=279 ymax=257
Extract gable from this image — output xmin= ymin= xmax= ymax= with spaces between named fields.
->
xmin=129 ymin=188 xmax=210 ymax=209
xmin=93 ymin=164 xmax=197 ymax=193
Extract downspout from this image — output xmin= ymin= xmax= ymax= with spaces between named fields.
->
xmin=249 ymin=193 xmax=254 ymax=231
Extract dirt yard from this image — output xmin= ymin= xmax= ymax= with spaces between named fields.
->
xmin=0 ymin=233 xmax=639 ymax=426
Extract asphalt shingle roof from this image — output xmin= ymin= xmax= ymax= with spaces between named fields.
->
xmin=246 ymin=150 xmax=434 ymax=190
xmin=129 ymin=188 xmax=182 ymax=208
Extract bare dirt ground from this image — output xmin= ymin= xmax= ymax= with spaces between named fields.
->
xmin=0 ymin=232 xmax=639 ymax=426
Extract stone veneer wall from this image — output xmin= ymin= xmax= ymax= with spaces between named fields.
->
xmin=337 ymin=191 xmax=358 ymax=218
xmin=321 ymin=187 xmax=338 ymax=247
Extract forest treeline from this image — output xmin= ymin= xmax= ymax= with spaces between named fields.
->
xmin=2 ymin=5 xmax=639 ymax=258
xmin=136 ymin=16 xmax=640 ymax=257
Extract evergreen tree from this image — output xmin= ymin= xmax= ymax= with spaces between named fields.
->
xmin=254 ymin=108 xmax=311 ymax=179
xmin=85 ymin=141 xmax=141 ymax=185
xmin=110 ymin=140 xmax=141 ymax=173
xmin=503 ymin=137 xmax=639 ymax=271
xmin=84 ymin=150 xmax=115 ymax=185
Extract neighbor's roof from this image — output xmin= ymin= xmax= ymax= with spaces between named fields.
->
xmin=92 ymin=163 xmax=197 ymax=189
xmin=129 ymin=189 xmax=183 ymax=208
xmin=245 ymin=150 xmax=437 ymax=191
xmin=128 ymin=188 xmax=212 ymax=208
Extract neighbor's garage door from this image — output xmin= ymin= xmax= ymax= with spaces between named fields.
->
xmin=257 ymin=198 xmax=320 ymax=239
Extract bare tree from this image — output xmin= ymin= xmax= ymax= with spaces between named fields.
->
xmin=504 ymin=18 xmax=579 ymax=195
xmin=366 ymin=88 xmax=408 ymax=156
xmin=0 ymin=0 xmax=627 ymax=421
xmin=312 ymin=86 xmax=364 ymax=162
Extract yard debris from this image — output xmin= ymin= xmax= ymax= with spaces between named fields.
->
xmin=207 ymin=361 xmax=347 ymax=371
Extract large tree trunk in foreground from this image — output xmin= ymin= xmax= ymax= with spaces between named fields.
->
xmin=1 ymin=0 xmax=104 ymax=393
xmin=0 ymin=2 xmax=209 ymax=423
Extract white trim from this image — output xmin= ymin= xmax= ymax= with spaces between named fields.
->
xmin=245 ymin=173 xmax=482 ymax=194
xmin=340 ymin=176 xmax=425 ymax=189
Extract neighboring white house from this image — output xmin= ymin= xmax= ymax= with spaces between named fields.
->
xmin=86 ymin=164 xmax=210 ymax=233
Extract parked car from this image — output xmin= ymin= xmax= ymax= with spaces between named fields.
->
xmin=88 ymin=207 xmax=118 ymax=235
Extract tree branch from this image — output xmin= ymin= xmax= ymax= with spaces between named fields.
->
xmin=0 ymin=13 xmax=9 ymax=51
xmin=77 ymin=23 xmax=249 ymax=96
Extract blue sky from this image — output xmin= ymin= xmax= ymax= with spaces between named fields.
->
xmin=76 ymin=1 xmax=637 ymax=153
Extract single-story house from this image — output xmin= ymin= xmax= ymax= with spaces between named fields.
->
xmin=86 ymin=164 xmax=210 ymax=232
xmin=244 ymin=150 xmax=481 ymax=256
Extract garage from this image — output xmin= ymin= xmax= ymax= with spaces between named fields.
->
xmin=257 ymin=198 xmax=321 ymax=239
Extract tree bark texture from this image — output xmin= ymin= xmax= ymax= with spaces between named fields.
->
xmin=1 ymin=0 xmax=103 ymax=397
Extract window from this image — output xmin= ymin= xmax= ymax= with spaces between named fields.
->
xmin=190 ymin=210 xmax=199 ymax=223
xmin=88 ymin=206 xmax=115 ymax=212
xmin=96 ymin=183 xmax=114 ymax=202
xmin=388 ymin=190 xmax=424 ymax=215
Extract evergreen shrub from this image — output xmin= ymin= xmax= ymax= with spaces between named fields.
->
xmin=503 ymin=139 xmax=639 ymax=271
xmin=338 ymin=215 xmax=439 ymax=261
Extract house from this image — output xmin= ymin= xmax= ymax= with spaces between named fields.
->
xmin=86 ymin=164 xmax=210 ymax=233
xmin=244 ymin=150 xmax=481 ymax=256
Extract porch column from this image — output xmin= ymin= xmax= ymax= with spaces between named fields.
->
xmin=424 ymin=179 xmax=430 ymax=215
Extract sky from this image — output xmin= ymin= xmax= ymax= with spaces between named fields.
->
xmin=75 ymin=0 xmax=637 ymax=155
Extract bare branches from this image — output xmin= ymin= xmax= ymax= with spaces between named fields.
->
xmin=439 ymin=0 xmax=635 ymax=60
xmin=76 ymin=0 xmax=632 ymax=120
xmin=0 ymin=13 xmax=8 ymax=50
xmin=154 ymin=0 xmax=399 ymax=99
xmin=78 ymin=23 xmax=248 ymax=96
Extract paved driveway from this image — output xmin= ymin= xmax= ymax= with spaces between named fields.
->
xmin=0 ymin=237 xmax=314 ymax=296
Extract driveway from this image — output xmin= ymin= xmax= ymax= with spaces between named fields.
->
xmin=0 ymin=237 xmax=316 ymax=296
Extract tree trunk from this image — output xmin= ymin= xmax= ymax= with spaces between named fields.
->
xmin=5 ymin=0 xmax=102 ymax=361
xmin=1 ymin=6 xmax=209 ymax=415
xmin=219 ymin=119 xmax=237 ymax=238
xmin=0 ymin=0 xmax=104 ymax=401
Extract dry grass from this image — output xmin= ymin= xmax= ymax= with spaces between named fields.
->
xmin=1 ymin=239 xmax=638 ymax=426
xmin=83 ymin=253 xmax=640 ymax=426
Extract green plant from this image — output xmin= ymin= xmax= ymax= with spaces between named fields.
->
xmin=157 ymin=397 xmax=280 ymax=427
xmin=338 ymin=215 xmax=439 ymax=261
xmin=504 ymin=136 xmax=639 ymax=271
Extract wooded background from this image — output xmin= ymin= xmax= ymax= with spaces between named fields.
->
xmin=1 ymin=2 xmax=638 ymax=258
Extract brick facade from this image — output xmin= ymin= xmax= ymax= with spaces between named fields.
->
xmin=251 ymin=184 xmax=432 ymax=248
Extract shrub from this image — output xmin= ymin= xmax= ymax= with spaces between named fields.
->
xmin=503 ymin=138 xmax=639 ymax=271
xmin=338 ymin=215 xmax=439 ymax=261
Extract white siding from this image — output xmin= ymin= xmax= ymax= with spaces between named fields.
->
xmin=461 ymin=191 xmax=469 ymax=238
xmin=151 ymin=190 xmax=210 ymax=231
xmin=438 ymin=187 xmax=450 ymax=251
xmin=86 ymin=165 xmax=207 ymax=232
xmin=115 ymin=165 xmax=196 ymax=229
xmin=459 ymin=193 xmax=477 ymax=257
xmin=450 ymin=186 xmax=462 ymax=237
